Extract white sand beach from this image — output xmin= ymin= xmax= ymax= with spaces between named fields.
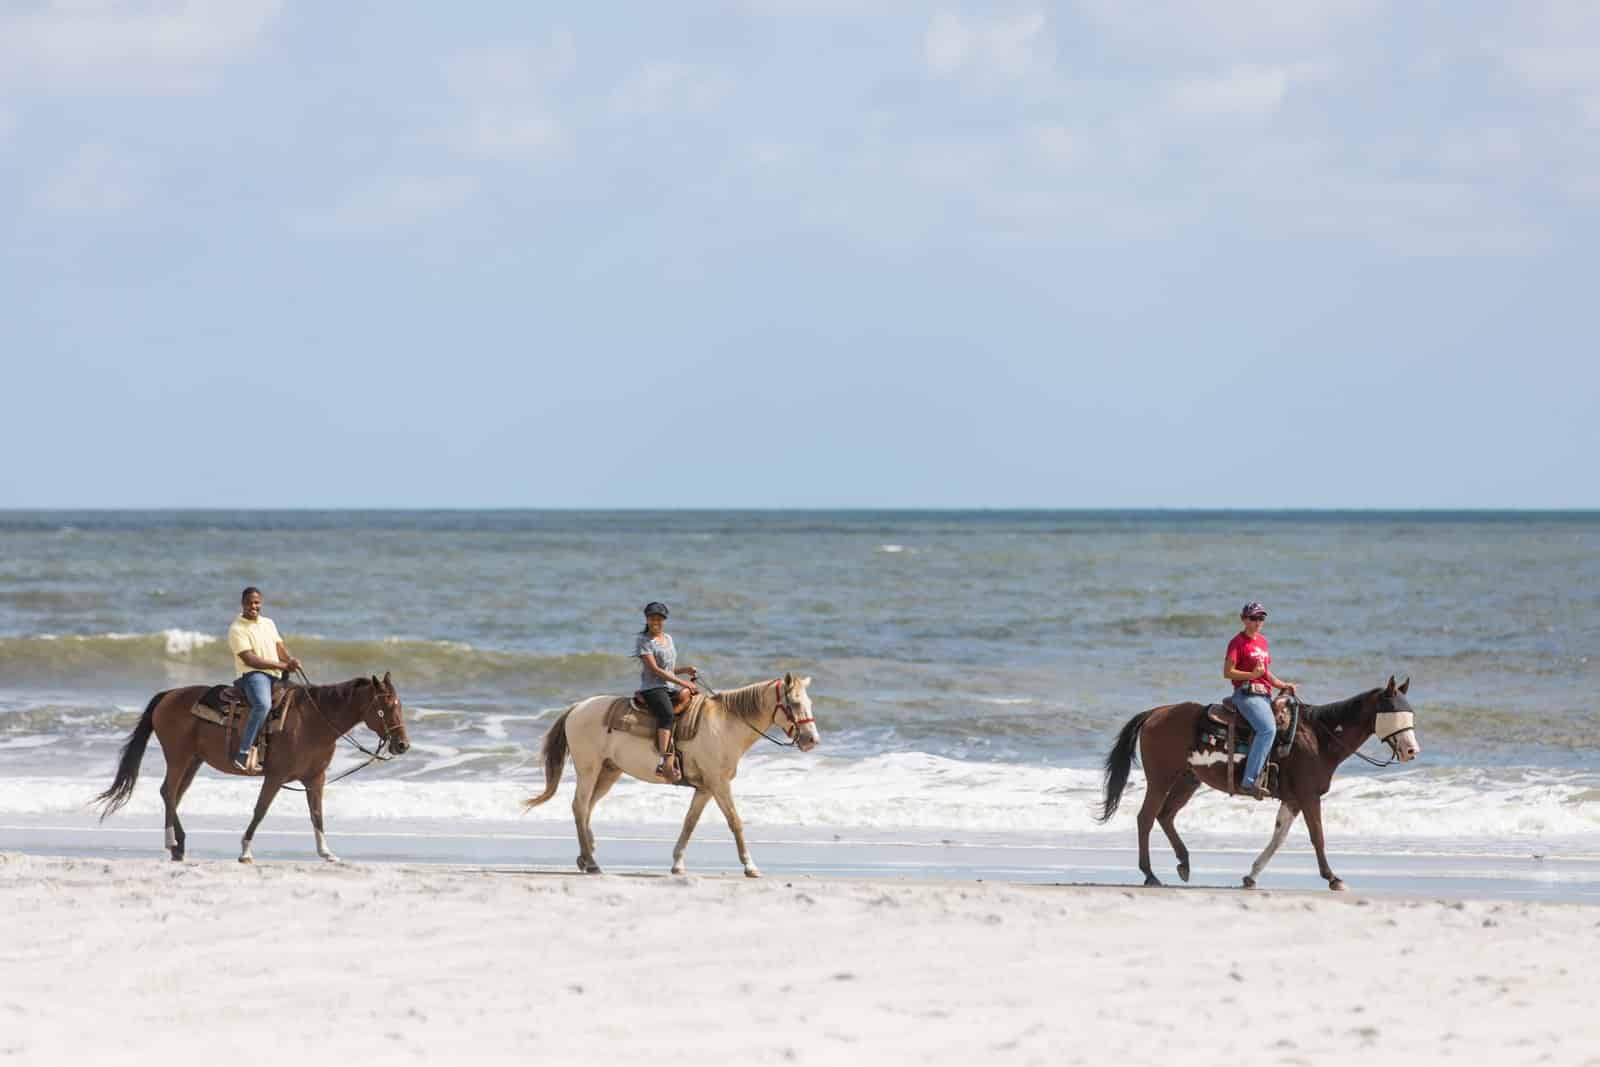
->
xmin=4 ymin=852 xmax=1597 ymax=1067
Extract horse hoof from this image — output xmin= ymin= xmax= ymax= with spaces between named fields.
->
xmin=1329 ymin=879 xmax=1346 ymax=892
xmin=1176 ymin=862 xmax=1190 ymax=883
xmin=320 ymin=854 xmax=341 ymax=864
xmin=238 ymin=857 xmax=254 ymax=866
xmin=744 ymin=867 xmax=762 ymax=879
xmin=1242 ymin=876 xmax=1257 ymax=889
xmin=670 ymin=863 xmax=686 ymax=875
xmin=1143 ymin=874 xmax=1162 ymax=887
xmin=169 ymin=850 xmax=183 ymax=862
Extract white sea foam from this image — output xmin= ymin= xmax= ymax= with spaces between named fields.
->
xmin=161 ymin=629 xmax=217 ymax=656
xmin=14 ymin=754 xmax=1600 ymax=845
xmin=878 ymin=544 xmax=905 ymax=553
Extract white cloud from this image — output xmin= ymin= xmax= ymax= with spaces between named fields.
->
xmin=1077 ymin=0 xmax=1376 ymax=55
xmin=1168 ymin=65 xmax=1290 ymax=121
xmin=610 ymin=63 xmax=731 ymax=118
xmin=296 ymin=175 xmax=477 ymax=237
xmin=924 ymin=10 xmax=1050 ymax=82
xmin=443 ymin=41 xmax=573 ymax=162
xmin=0 ymin=0 xmax=281 ymax=90
xmin=35 ymin=143 xmax=155 ymax=217
xmin=1024 ymin=122 xmax=1090 ymax=170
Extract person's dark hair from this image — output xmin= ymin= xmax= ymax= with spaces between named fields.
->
xmin=640 ymin=601 xmax=669 ymax=636
xmin=241 ymin=586 xmax=262 ymax=603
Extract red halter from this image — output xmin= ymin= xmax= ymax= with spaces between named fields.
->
xmin=774 ymin=679 xmax=814 ymax=738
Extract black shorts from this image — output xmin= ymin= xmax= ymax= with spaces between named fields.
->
xmin=640 ymin=687 xmax=675 ymax=730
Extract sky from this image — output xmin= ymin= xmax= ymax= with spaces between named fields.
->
xmin=2 ymin=0 xmax=1597 ymax=509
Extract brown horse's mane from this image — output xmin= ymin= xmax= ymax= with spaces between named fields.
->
xmin=715 ymin=680 xmax=772 ymax=724
xmin=1304 ymin=690 xmax=1376 ymax=732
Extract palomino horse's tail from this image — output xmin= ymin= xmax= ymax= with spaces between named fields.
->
xmin=523 ymin=705 xmax=573 ymax=810
xmin=94 ymin=691 xmax=164 ymax=821
xmin=1097 ymin=709 xmax=1153 ymax=823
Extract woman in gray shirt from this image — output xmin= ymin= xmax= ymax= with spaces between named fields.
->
xmin=635 ymin=601 xmax=698 ymax=780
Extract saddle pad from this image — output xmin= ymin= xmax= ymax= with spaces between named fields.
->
xmin=603 ymin=692 xmax=709 ymax=744
xmin=1200 ymin=699 xmax=1298 ymax=758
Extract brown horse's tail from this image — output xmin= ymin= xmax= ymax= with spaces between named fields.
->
xmin=1097 ymin=709 xmax=1152 ymax=823
xmin=523 ymin=706 xmax=573 ymax=810
xmin=94 ymin=691 xmax=163 ymax=821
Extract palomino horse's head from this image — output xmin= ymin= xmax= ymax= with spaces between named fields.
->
xmin=363 ymin=672 xmax=410 ymax=755
xmin=777 ymin=672 xmax=820 ymax=752
xmin=1374 ymin=675 xmax=1419 ymax=762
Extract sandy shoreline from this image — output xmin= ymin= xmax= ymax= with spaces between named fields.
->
xmin=5 ymin=852 xmax=1599 ymax=1066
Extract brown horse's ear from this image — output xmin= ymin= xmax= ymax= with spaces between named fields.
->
xmin=371 ymin=674 xmax=381 ymax=688
xmin=1385 ymin=675 xmax=1397 ymax=695
xmin=1399 ymin=676 xmax=1410 ymax=694
xmin=382 ymin=670 xmax=392 ymax=690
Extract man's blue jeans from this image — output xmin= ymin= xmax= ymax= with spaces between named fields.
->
xmin=235 ymin=671 xmax=274 ymax=759
xmin=1233 ymin=688 xmax=1275 ymax=789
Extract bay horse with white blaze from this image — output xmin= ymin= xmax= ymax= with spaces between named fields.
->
xmin=1099 ymin=676 xmax=1420 ymax=890
xmin=95 ymin=674 xmax=409 ymax=864
xmin=525 ymin=674 xmax=819 ymax=877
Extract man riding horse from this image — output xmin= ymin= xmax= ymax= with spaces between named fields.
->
xmin=228 ymin=587 xmax=301 ymax=771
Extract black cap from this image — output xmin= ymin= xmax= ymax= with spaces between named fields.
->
xmin=643 ymin=602 xmax=670 ymax=618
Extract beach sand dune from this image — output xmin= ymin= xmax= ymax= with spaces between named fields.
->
xmin=3 ymin=852 xmax=1596 ymax=1065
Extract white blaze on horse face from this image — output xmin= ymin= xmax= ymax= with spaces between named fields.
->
xmin=792 ymin=677 xmax=819 ymax=751
xmin=1375 ymin=710 xmax=1420 ymax=761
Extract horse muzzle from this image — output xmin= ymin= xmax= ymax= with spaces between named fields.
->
xmin=388 ymin=737 xmax=410 ymax=756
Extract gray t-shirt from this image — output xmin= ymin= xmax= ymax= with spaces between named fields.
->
xmin=634 ymin=632 xmax=678 ymax=692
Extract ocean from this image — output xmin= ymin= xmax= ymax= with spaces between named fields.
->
xmin=2 ymin=510 xmax=1598 ymax=887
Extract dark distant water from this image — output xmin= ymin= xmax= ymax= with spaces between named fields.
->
xmin=2 ymin=510 xmax=1597 ymax=847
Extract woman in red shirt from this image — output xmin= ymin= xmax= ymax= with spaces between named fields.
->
xmin=1223 ymin=601 xmax=1298 ymax=798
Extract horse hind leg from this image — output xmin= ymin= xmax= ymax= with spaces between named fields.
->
xmin=571 ymin=761 xmax=603 ymax=874
xmin=1157 ymin=773 xmax=1200 ymax=883
xmin=1242 ymin=801 xmax=1300 ymax=889
xmin=159 ymin=756 xmax=199 ymax=862
xmin=1136 ymin=769 xmax=1179 ymax=887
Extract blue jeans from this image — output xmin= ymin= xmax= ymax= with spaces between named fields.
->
xmin=1233 ymin=688 xmax=1275 ymax=789
xmin=235 ymin=671 xmax=274 ymax=758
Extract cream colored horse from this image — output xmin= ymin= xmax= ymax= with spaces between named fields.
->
xmin=524 ymin=674 xmax=819 ymax=877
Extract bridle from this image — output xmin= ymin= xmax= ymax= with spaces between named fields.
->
xmin=1353 ymin=708 xmax=1416 ymax=768
xmin=283 ymin=669 xmax=406 ymax=788
xmin=725 ymin=678 xmax=813 ymax=749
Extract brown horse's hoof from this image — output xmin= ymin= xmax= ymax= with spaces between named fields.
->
xmin=1328 ymin=878 xmax=1346 ymax=891
xmin=1242 ymin=875 xmax=1257 ymax=889
xmin=1176 ymin=862 xmax=1190 ymax=883
xmin=239 ymin=857 xmax=254 ymax=865
xmin=1142 ymin=874 xmax=1162 ymax=887
xmin=169 ymin=851 xmax=183 ymax=862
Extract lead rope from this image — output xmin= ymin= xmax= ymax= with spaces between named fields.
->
xmin=273 ymin=669 xmax=396 ymax=792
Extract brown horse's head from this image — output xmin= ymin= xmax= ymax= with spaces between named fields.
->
xmin=363 ymin=672 xmax=410 ymax=755
xmin=1374 ymin=675 xmax=1419 ymax=762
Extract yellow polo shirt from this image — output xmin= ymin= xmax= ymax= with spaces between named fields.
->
xmin=227 ymin=615 xmax=284 ymax=679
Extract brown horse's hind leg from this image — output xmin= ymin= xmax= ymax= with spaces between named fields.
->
xmin=162 ymin=756 xmax=202 ymax=861
xmin=1157 ymin=773 xmax=1199 ymax=883
xmin=1136 ymin=768 xmax=1180 ymax=887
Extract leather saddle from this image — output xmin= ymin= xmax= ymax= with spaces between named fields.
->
xmin=605 ymin=691 xmax=709 ymax=745
xmin=189 ymin=679 xmax=294 ymax=734
xmin=1200 ymin=693 xmax=1298 ymax=759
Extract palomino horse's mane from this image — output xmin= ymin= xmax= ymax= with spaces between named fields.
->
xmin=1303 ymin=689 xmax=1376 ymax=730
xmin=716 ymin=680 xmax=774 ymax=725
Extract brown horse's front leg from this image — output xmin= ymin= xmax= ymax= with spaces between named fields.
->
xmin=1302 ymin=796 xmax=1343 ymax=890
xmin=304 ymin=770 xmax=338 ymax=863
xmin=239 ymin=774 xmax=287 ymax=865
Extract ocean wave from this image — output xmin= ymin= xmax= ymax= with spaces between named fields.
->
xmin=0 ymin=631 xmax=623 ymax=691
xmin=11 ymin=756 xmax=1599 ymax=843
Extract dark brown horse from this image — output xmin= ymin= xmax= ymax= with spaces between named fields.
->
xmin=1098 ymin=676 xmax=1420 ymax=891
xmin=95 ymin=674 xmax=410 ymax=864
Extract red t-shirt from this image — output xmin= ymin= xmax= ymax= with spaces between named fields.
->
xmin=1226 ymin=632 xmax=1271 ymax=691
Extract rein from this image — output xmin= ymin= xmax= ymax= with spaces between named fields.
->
xmin=710 ymin=677 xmax=807 ymax=748
xmin=276 ymin=669 xmax=400 ymax=791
